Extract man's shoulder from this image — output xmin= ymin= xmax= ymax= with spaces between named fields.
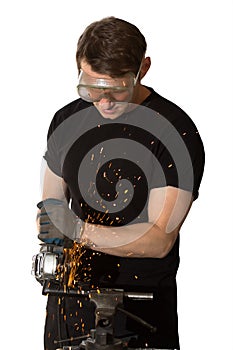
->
xmin=52 ymin=98 xmax=92 ymax=127
xmin=144 ymin=88 xmax=196 ymax=129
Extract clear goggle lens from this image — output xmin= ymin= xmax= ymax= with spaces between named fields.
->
xmin=77 ymin=71 xmax=136 ymax=102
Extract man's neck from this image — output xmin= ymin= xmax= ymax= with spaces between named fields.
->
xmin=132 ymin=85 xmax=151 ymax=105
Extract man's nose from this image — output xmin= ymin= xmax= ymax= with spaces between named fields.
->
xmin=98 ymin=94 xmax=112 ymax=105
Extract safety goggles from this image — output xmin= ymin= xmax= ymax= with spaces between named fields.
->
xmin=77 ymin=66 xmax=141 ymax=103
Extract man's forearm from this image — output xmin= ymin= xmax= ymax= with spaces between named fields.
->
xmin=81 ymin=222 xmax=178 ymax=258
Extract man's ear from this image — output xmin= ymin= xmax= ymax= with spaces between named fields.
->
xmin=139 ymin=56 xmax=151 ymax=80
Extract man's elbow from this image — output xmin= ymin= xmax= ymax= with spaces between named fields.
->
xmin=156 ymin=246 xmax=171 ymax=259
xmin=149 ymin=231 xmax=178 ymax=259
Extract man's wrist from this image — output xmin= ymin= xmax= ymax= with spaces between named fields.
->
xmin=74 ymin=218 xmax=85 ymax=241
xmin=78 ymin=222 xmax=97 ymax=248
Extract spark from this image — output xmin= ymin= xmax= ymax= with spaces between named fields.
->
xmin=182 ymin=132 xmax=187 ymax=136
xmin=96 ymin=162 xmax=101 ymax=174
xmin=88 ymin=181 xmax=95 ymax=193
xmin=168 ymin=163 xmax=173 ymax=168
xmin=126 ymin=252 xmax=134 ymax=257
xmin=56 ymin=241 xmax=92 ymax=289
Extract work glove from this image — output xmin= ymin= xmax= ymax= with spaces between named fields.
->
xmin=37 ymin=198 xmax=84 ymax=247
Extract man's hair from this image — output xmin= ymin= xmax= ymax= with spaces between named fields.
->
xmin=76 ymin=17 xmax=147 ymax=77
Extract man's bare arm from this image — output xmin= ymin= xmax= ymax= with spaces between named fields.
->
xmin=81 ymin=187 xmax=193 ymax=258
xmin=42 ymin=165 xmax=69 ymax=201
xmin=36 ymin=165 xmax=69 ymax=230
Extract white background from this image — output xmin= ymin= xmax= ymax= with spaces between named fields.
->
xmin=0 ymin=0 xmax=232 ymax=349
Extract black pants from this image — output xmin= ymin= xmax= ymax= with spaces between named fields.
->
xmin=44 ymin=295 xmax=95 ymax=350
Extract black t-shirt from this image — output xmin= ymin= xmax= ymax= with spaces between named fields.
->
xmin=44 ymin=88 xmax=205 ymax=348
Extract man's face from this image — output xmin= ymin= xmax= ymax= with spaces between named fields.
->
xmin=78 ymin=61 xmax=138 ymax=119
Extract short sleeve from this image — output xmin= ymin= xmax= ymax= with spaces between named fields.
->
xmin=150 ymin=116 xmax=205 ymax=200
xmin=43 ymin=112 xmax=63 ymax=177
xmin=43 ymin=99 xmax=91 ymax=178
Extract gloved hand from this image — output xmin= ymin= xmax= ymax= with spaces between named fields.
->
xmin=37 ymin=198 xmax=84 ymax=246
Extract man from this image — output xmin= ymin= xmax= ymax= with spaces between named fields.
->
xmin=37 ymin=17 xmax=205 ymax=350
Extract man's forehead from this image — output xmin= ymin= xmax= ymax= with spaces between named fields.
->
xmin=80 ymin=61 xmax=111 ymax=79
xmin=80 ymin=60 xmax=132 ymax=80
